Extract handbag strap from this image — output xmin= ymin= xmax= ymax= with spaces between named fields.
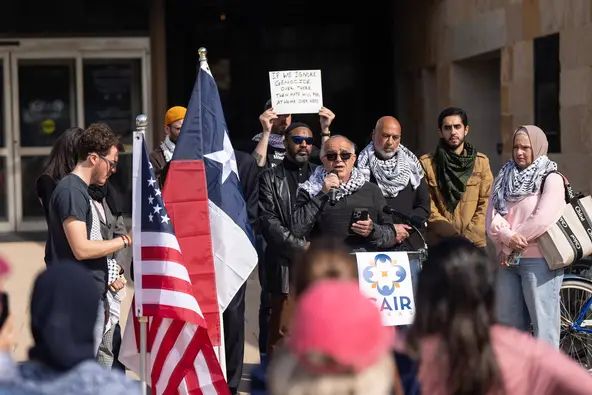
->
xmin=541 ymin=170 xmax=575 ymax=202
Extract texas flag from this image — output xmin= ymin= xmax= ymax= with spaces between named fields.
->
xmin=162 ymin=55 xmax=258 ymax=349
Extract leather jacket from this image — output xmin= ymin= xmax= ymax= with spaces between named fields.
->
xmin=259 ymin=162 xmax=317 ymax=294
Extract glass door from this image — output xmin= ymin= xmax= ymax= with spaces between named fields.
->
xmin=12 ymin=55 xmax=78 ymax=231
xmin=3 ymin=38 xmax=150 ymax=232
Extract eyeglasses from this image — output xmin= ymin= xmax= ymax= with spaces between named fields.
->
xmin=290 ymin=136 xmax=314 ymax=145
xmin=324 ymin=152 xmax=353 ymax=161
xmin=100 ymin=155 xmax=118 ymax=171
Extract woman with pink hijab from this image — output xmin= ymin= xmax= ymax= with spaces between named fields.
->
xmin=486 ymin=125 xmax=566 ymax=347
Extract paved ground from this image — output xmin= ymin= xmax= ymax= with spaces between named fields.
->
xmin=0 ymin=237 xmax=261 ymax=394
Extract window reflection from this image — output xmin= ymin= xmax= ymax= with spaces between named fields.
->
xmin=18 ymin=59 xmax=76 ymax=147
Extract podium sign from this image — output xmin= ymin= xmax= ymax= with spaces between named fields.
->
xmin=355 ymin=252 xmax=416 ymax=326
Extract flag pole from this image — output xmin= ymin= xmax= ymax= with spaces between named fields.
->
xmin=198 ymin=45 xmax=227 ymax=379
xmin=133 ymin=114 xmax=150 ymax=395
xmin=139 ymin=316 xmax=149 ymax=395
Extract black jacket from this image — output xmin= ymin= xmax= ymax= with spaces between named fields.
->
xmin=259 ymin=162 xmax=316 ymax=294
xmin=376 ymin=177 xmax=430 ymax=251
xmin=291 ymin=182 xmax=396 ymax=251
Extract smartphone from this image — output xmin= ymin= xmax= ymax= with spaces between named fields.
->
xmin=0 ymin=292 xmax=8 ymax=329
xmin=507 ymin=251 xmax=521 ymax=266
xmin=351 ymin=208 xmax=369 ymax=224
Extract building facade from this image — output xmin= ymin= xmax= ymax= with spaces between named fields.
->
xmin=396 ymin=0 xmax=592 ymax=194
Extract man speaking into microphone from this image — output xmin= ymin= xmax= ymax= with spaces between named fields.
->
xmin=292 ymin=135 xmax=395 ymax=251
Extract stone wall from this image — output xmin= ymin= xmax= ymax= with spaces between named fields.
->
xmin=396 ymin=0 xmax=592 ymax=193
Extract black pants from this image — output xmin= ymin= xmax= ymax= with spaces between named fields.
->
xmin=223 ymin=282 xmax=246 ymax=394
xmin=256 ymin=235 xmax=270 ymax=357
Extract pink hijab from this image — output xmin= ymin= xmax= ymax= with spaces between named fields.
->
xmin=513 ymin=125 xmax=548 ymax=161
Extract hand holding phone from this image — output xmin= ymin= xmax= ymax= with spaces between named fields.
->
xmin=350 ymin=208 xmax=373 ymax=237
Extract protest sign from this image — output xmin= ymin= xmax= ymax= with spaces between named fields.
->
xmin=355 ymin=252 xmax=416 ymax=326
xmin=268 ymin=70 xmax=322 ymax=114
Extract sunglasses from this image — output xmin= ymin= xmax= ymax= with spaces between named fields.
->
xmin=324 ymin=152 xmax=353 ymax=161
xmin=290 ymin=136 xmax=314 ymax=145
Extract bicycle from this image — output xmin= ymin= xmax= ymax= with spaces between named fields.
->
xmin=559 ymin=258 xmax=592 ymax=372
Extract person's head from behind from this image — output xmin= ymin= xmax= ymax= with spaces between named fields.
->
xmin=284 ymin=122 xmax=314 ymax=164
xmin=265 ymin=99 xmax=292 ymax=135
xmin=268 ymin=280 xmax=394 ymax=395
xmin=437 ymin=107 xmax=469 ymax=151
xmin=76 ymin=123 xmax=119 ymax=186
xmin=410 ymin=237 xmax=500 ymax=395
xmin=372 ymin=116 xmax=402 ymax=159
xmin=164 ymin=106 xmax=186 ymax=143
xmin=320 ymin=135 xmax=357 ymax=182
xmin=29 ymin=263 xmax=100 ymax=371
xmin=42 ymin=127 xmax=84 ymax=181
xmin=292 ymin=238 xmax=358 ymax=299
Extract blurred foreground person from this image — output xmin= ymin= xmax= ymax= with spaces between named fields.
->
xmin=268 ymin=280 xmax=402 ymax=395
xmin=410 ymin=237 xmax=592 ymax=395
xmin=0 ymin=263 xmax=139 ymax=395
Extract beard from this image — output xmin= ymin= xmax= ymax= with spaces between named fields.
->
xmin=444 ymin=134 xmax=465 ymax=150
xmin=375 ymin=147 xmax=396 ymax=160
xmin=291 ymin=150 xmax=310 ymax=164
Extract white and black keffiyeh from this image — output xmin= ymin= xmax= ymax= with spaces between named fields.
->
xmin=160 ymin=135 xmax=176 ymax=162
xmin=492 ymin=155 xmax=558 ymax=215
xmin=298 ymin=166 xmax=366 ymax=202
xmin=357 ymin=143 xmax=424 ymax=197
xmin=252 ymin=132 xmax=285 ymax=149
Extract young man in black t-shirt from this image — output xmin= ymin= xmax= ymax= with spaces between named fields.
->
xmin=46 ymin=123 xmax=130 ymax=351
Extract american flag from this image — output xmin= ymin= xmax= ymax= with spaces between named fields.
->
xmin=119 ymin=133 xmax=229 ymax=395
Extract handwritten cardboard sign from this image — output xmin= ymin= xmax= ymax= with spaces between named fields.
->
xmin=268 ymin=70 xmax=323 ymax=114
xmin=356 ymin=252 xmax=416 ymax=326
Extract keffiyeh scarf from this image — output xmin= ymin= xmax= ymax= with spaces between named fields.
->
xmin=252 ymin=132 xmax=285 ymax=149
xmin=160 ymin=135 xmax=176 ymax=163
xmin=357 ymin=143 xmax=424 ymax=197
xmin=298 ymin=166 xmax=366 ymax=202
xmin=491 ymin=155 xmax=558 ymax=216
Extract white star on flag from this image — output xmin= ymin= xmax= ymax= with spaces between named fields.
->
xmin=152 ymin=204 xmax=162 ymax=214
xmin=148 ymin=213 xmax=153 ymax=222
xmin=161 ymin=214 xmax=170 ymax=224
xmin=204 ymin=131 xmax=239 ymax=183
xmin=147 ymin=177 xmax=157 ymax=188
xmin=148 ymin=195 xmax=154 ymax=204
xmin=154 ymin=188 xmax=162 ymax=197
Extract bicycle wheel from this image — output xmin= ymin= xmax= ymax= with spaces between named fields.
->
xmin=560 ymin=279 xmax=592 ymax=371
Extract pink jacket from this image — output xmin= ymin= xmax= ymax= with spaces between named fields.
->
xmin=419 ymin=325 xmax=592 ymax=395
xmin=486 ymin=173 xmax=566 ymax=259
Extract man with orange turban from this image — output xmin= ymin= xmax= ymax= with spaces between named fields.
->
xmin=149 ymin=106 xmax=186 ymax=185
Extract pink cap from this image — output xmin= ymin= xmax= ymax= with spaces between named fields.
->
xmin=289 ymin=280 xmax=393 ymax=373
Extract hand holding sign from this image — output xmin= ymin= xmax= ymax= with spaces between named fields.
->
xmin=269 ymin=70 xmax=323 ymax=115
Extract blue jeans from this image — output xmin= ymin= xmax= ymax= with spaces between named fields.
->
xmin=495 ymin=257 xmax=564 ymax=347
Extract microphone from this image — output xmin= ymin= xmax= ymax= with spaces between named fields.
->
xmin=329 ymin=170 xmax=339 ymax=206
xmin=382 ymin=206 xmax=426 ymax=228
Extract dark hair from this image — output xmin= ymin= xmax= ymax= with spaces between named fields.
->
xmin=292 ymin=237 xmax=358 ymax=298
xmin=264 ymin=98 xmax=272 ymax=111
xmin=409 ymin=237 xmax=502 ymax=395
xmin=41 ymin=127 xmax=84 ymax=181
xmin=284 ymin=122 xmax=312 ymax=137
xmin=77 ymin=123 xmax=119 ymax=160
xmin=437 ymin=107 xmax=468 ymax=130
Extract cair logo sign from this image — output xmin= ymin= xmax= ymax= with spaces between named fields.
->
xmin=361 ymin=253 xmax=412 ymax=312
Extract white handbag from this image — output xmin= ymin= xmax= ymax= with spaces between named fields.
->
xmin=538 ymin=172 xmax=592 ymax=270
